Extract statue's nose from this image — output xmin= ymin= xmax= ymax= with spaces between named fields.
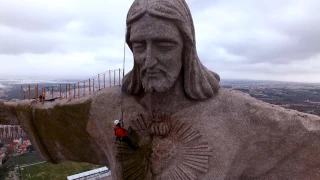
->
xmin=145 ymin=44 xmax=157 ymax=68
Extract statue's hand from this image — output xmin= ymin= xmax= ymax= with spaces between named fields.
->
xmin=0 ymin=102 xmax=19 ymax=125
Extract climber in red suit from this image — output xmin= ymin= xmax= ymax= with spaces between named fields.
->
xmin=114 ymin=120 xmax=137 ymax=151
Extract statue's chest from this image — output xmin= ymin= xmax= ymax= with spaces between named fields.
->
xmin=117 ymin=112 xmax=213 ymax=180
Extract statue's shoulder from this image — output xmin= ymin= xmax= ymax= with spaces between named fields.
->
xmin=211 ymin=88 xmax=288 ymax=117
xmin=92 ymin=86 xmax=121 ymax=99
xmin=91 ymin=86 xmax=137 ymax=106
xmin=180 ymin=88 xmax=260 ymax=116
xmin=212 ymin=88 xmax=258 ymax=108
xmin=215 ymin=88 xmax=320 ymax=121
xmin=3 ymin=100 xmax=30 ymax=107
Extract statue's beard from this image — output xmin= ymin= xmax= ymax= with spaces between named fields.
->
xmin=141 ymin=73 xmax=177 ymax=93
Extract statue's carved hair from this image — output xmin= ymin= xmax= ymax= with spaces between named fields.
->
xmin=122 ymin=0 xmax=220 ymax=100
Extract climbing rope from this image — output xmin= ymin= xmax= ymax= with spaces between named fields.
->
xmin=119 ymin=27 xmax=126 ymax=180
xmin=120 ymin=28 xmax=126 ymax=127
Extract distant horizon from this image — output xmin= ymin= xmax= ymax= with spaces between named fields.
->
xmin=1 ymin=74 xmax=320 ymax=85
xmin=220 ymin=78 xmax=320 ymax=84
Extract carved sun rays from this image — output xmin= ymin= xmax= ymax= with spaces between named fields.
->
xmin=116 ymin=114 xmax=212 ymax=180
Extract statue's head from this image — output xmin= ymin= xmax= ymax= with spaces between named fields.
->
xmin=123 ymin=0 xmax=220 ymax=99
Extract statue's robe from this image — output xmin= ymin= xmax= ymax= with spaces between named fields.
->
xmin=1 ymin=87 xmax=320 ymax=180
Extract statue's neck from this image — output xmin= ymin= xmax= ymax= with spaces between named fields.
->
xmin=141 ymin=75 xmax=192 ymax=115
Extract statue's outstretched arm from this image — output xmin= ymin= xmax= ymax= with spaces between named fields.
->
xmin=0 ymin=102 xmax=20 ymax=125
xmin=237 ymin=101 xmax=320 ymax=179
xmin=0 ymin=101 xmax=108 ymax=166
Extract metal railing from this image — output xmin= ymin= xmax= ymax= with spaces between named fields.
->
xmin=20 ymin=69 xmax=124 ymax=104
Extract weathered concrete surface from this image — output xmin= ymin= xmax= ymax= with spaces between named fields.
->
xmin=2 ymin=87 xmax=320 ymax=179
xmin=2 ymin=0 xmax=320 ymax=179
xmin=101 ymin=175 xmax=113 ymax=180
xmin=0 ymin=98 xmax=108 ymax=165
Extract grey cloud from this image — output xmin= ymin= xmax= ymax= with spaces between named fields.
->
xmin=200 ymin=49 xmax=320 ymax=77
xmin=0 ymin=0 xmax=130 ymax=55
xmin=0 ymin=25 xmax=124 ymax=55
xmin=0 ymin=0 xmax=320 ymax=83
xmin=95 ymin=55 xmax=121 ymax=63
xmin=220 ymin=24 xmax=320 ymax=65
xmin=187 ymin=0 xmax=221 ymax=11
xmin=81 ymin=20 xmax=124 ymax=37
xmin=0 ymin=27 xmax=60 ymax=54
xmin=192 ymin=0 xmax=320 ymax=67
xmin=0 ymin=1 xmax=74 ymax=32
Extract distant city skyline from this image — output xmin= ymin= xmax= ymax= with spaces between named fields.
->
xmin=0 ymin=0 xmax=320 ymax=82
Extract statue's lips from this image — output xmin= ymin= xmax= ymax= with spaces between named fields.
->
xmin=146 ymin=71 xmax=161 ymax=77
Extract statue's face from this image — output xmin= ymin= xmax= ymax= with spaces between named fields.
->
xmin=130 ymin=15 xmax=183 ymax=93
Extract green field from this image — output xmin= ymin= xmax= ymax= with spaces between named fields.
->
xmin=11 ymin=153 xmax=43 ymax=165
xmin=21 ymin=161 xmax=103 ymax=180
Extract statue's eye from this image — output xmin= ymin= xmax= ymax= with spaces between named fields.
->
xmin=132 ymin=43 xmax=146 ymax=52
xmin=156 ymin=42 xmax=175 ymax=52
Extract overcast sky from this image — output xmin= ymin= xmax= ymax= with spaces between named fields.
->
xmin=0 ymin=0 xmax=320 ymax=83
